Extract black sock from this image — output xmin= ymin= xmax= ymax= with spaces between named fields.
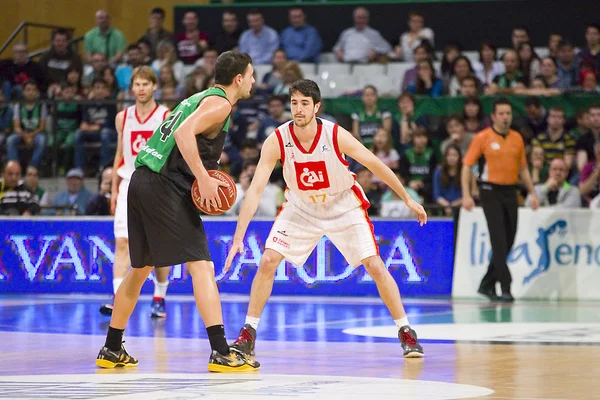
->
xmin=206 ymin=324 xmax=229 ymax=355
xmin=105 ymin=326 xmax=124 ymax=352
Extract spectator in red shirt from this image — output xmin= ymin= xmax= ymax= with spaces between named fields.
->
xmin=0 ymin=42 xmax=46 ymax=100
xmin=173 ymin=11 xmax=209 ymax=65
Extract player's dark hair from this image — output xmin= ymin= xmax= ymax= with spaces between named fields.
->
xmin=589 ymin=103 xmax=600 ymax=113
xmin=289 ymin=79 xmax=321 ymax=105
xmin=215 ymin=51 xmax=253 ymax=85
xmin=492 ymin=98 xmax=512 ymax=114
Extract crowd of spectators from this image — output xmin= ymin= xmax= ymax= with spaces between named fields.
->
xmin=0 ymin=5 xmax=599 ymax=217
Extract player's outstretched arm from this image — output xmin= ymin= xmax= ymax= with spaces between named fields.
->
xmin=173 ymin=96 xmax=231 ymax=209
xmin=110 ymin=111 xmax=125 ymax=215
xmin=337 ymin=126 xmax=427 ymax=225
xmin=224 ymin=134 xmax=281 ymax=271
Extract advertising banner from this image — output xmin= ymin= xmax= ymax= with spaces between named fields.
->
xmin=0 ymin=217 xmax=454 ymax=296
xmin=453 ymin=208 xmax=600 ymax=300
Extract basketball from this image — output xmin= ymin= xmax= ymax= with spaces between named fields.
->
xmin=191 ymin=170 xmax=237 ymax=215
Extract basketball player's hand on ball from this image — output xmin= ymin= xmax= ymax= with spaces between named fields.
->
xmin=224 ymin=239 xmax=244 ymax=272
xmin=198 ymin=175 xmax=230 ymax=212
xmin=408 ymin=199 xmax=427 ymax=226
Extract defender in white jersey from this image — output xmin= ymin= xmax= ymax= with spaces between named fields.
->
xmin=99 ymin=66 xmax=172 ymax=318
xmin=225 ymin=80 xmax=428 ymax=359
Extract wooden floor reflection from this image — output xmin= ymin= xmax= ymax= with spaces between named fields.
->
xmin=0 ymin=295 xmax=599 ymax=399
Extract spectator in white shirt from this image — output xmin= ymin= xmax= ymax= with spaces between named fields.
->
xmin=333 ymin=7 xmax=392 ymax=64
xmin=396 ymin=11 xmax=434 ymax=62
xmin=473 ymin=41 xmax=505 ymax=89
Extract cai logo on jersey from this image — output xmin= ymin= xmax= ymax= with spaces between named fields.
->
xmin=294 ymin=161 xmax=330 ymax=191
xmin=130 ymin=130 xmax=154 ymax=156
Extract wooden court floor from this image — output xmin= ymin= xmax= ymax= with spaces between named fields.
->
xmin=0 ymin=294 xmax=598 ymax=399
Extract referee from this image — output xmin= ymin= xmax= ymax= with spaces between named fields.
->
xmin=461 ymin=98 xmax=539 ymax=302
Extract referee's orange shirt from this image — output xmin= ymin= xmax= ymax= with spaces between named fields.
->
xmin=463 ymin=127 xmax=527 ymax=186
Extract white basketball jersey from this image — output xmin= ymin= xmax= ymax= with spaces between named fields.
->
xmin=275 ymin=118 xmax=370 ymax=218
xmin=118 ymin=104 xmax=170 ymax=180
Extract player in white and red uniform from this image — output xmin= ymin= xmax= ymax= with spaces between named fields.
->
xmin=100 ymin=66 xmax=172 ymax=318
xmin=225 ymin=79 xmax=428 ymax=359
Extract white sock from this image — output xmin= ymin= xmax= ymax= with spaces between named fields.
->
xmin=245 ymin=316 xmax=260 ymax=330
xmin=394 ymin=317 xmax=410 ymax=330
xmin=113 ymin=278 xmax=124 ymax=295
xmin=154 ymin=280 xmax=169 ymax=299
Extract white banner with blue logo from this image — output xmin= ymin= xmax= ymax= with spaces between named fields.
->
xmin=453 ymin=208 xmax=600 ymax=300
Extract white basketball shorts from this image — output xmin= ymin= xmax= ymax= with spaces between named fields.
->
xmin=265 ymin=201 xmax=379 ymax=268
xmin=113 ymin=178 xmax=130 ymax=239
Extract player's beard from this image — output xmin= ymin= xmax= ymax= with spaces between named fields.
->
xmin=294 ymin=112 xmax=314 ymax=128
xmin=136 ymin=93 xmax=153 ymax=106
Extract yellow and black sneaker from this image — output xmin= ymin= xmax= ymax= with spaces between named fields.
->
xmin=399 ymin=326 xmax=424 ymax=358
xmin=230 ymin=324 xmax=256 ymax=357
xmin=207 ymin=350 xmax=260 ymax=373
xmin=95 ymin=342 xmax=139 ymax=369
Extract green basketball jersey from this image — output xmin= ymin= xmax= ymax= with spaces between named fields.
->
xmin=135 ymin=87 xmax=231 ymax=190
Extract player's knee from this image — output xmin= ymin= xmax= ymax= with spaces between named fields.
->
xmin=259 ymin=250 xmax=282 ymax=275
xmin=362 ymin=256 xmax=386 ymax=280
xmin=186 ymin=260 xmax=214 ymax=278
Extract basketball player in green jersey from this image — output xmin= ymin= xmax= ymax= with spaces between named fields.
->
xmin=96 ymin=51 xmax=258 ymax=372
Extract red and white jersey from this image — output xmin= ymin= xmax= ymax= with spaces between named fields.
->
xmin=118 ymin=104 xmax=170 ymax=180
xmin=274 ymin=118 xmax=370 ymax=218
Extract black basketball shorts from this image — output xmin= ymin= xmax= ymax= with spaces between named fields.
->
xmin=127 ymin=166 xmax=211 ymax=268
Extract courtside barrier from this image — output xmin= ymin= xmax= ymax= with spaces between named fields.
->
xmin=453 ymin=208 xmax=600 ymax=300
xmin=0 ymin=217 xmax=454 ymax=296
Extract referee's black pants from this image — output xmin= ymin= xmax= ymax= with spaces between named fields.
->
xmin=478 ymin=183 xmax=518 ymax=294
